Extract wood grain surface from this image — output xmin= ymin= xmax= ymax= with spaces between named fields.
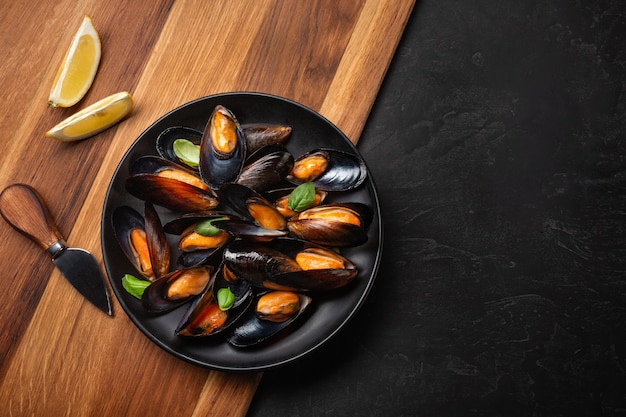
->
xmin=0 ymin=0 xmax=414 ymax=415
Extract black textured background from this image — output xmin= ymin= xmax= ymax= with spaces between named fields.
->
xmin=247 ymin=1 xmax=626 ymax=416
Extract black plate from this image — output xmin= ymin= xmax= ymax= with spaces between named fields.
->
xmin=101 ymin=92 xmax=382 ymax=371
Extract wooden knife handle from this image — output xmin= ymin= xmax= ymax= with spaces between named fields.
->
xmin=0 ymin=183 xmax=65 ymax=253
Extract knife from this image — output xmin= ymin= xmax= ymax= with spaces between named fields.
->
xmin=0 ymin=183 xmax=113 ymax=316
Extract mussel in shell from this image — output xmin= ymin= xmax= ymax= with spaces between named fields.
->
xmin=164 ymin=212 xmax=233 ymax=267
xmin=176 ymin=265 xmax=253 ymax=337
xmin=236 ymin=145 xmax=294 ymax=193
xmin=267 ymin=187 xmax=328 ymax=218
xmin=199 ymin=105 xmax=246 ymax=189
xmin=222 ymin=238 xmax=358 ymax=292
xmin=126 ymin=156 xmax=219 ymax=212
xmin=288 ymin=148 xmax=367 ymax=192
xmin=155 ymin=126 xmax=202 ymax=168
xmin=242 ymin=123 xmax=292 ymax=155
xmin=142 ymin=266 xmax=213 ymax=314
xmin=287 ymin=202 xmax=372 ymax=247
xmin=227 ymin=290 xmax=312 ymax=347
xmin=215 ymin=184 xmax=288 ymax=237
xmin=112 ymin=204 xmax=170 ymax=281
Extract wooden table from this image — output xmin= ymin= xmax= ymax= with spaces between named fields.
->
xmin=0 ymin=1 xmax=414 ymax=415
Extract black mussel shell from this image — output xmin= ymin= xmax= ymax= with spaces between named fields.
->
xmin=142 ymin=266 xmax=213 ymax=314
xmin=222 ymin=239 xmax=300 ymax=288
xmin=222 ymin=238 xmax=358 ymax=292
xmin=112 ymin=206 xmax=150 ymax=279
xmin=155 ymin=126 xmax=202 ymax=168
xmin=266 ymin=186 xmax=328 ymax=219
xmin=211 ymin=218 xmax=289 ymax=239
xmin=126 ymin=155 xmax=219 ymax=212
xmin=175 ymin=266 xmax=253 ymax=337
xmin=199 ymin=105 xmax=246 ymax=190
xmin=242 ymin=123 xmax=292 ymax=155
xmin=236 ymin=145 xmax=294 ymax=193
xmin=143 ymin=201 xmax=171 ymax=279
xmin=226 ymin=290 xmax=312 ymax=347
xmin=164 ymin=212 xmax=233 ymax=267
xmin=288 ymin=148 xmax=367 ymax=192
xmin=112 ymin=204 xmax=170 ymax=281
xmin=287 ymin=202 xmax=372 ymax=247
xmin=217 ymin=183 xmax=288 ymax=232
xmin=129 ymin=155 xmax=195 ymax=176
xmin=162 ymin=211 xmax=229 ymax=234
xmin=125 ymin=174 xmax=219 ymax=213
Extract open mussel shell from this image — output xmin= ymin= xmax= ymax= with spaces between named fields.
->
xmin=142 ymin=266 xmax=213 ymax=314
xmin=236 ymin=145 xmax=294 ymax=193
xmin=287 ymin=202 xmax=372 ymax=247
xmin=222 ymin=238 xmax=358 ymax=292
xmin=176 ymin=266 xmax=253 ymax=337
xmin=226 ymin=290 xmax=312 ymax=348
xmin=242 ymin=123 xmax=292 ymax=155
xmin=266 ymin=186 xmax=328 ymax=219
xmin=215 ymin=183 xmax=289 ymax=237
xmin=126 ymin=156 xmax=219 ymax=213
xmin=112 ymin=204 xmax=170 ymax=281
xmin=288 ymin=148 xmax=367 ymax=192
xmin=199 ymin=105 xmax=246 ymax=190
xmin=155 ymin=126 xmax=202 ymax=168
xmin=163 ymin=211 xmax=233 ymax=267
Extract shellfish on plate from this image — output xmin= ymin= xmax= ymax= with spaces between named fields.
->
xmin=101 ymin=92 xmax=381 ymax=371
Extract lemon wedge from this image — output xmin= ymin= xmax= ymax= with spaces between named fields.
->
xmin=48 ymin=15 xmax=101 ymax=108
xmin=45 ymin=91 xmax=134 ymax=141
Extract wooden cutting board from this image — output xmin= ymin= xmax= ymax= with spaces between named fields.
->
xmin=0 ymin=0 xmax=414 ymax=415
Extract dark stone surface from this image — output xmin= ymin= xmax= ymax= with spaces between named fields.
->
xmin=247 ymin=1 xmax=626 ymax=416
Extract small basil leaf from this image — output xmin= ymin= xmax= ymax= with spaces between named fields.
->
xmin=194 ymin=217 xmax=227 ymax=236
xmin=173 ymin=138 xmax=200 ymax=167
xmin=217 ymin=287 xmax=235 ymax=311
xmin=121 ymin=274 xmax=151 ymax=299
xmin=288 ymin=182 xmax=316 ymax=212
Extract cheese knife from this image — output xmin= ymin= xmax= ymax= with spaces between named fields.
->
xmin=0 ymin=183 xmax=113 ymax=316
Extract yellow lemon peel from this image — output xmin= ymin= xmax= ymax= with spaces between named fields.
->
xmin=48 ymin=15 xmax=101 ymax=108
xmin=45 ymin=92 xmax=134 ymax=142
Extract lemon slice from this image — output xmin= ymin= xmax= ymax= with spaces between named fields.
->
xmin=48 ymin=15 xmax=101 ymax=108
xmin=45 ymin=91 xmax=134 ymax=141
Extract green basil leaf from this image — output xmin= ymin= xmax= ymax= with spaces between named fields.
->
xmin=173 ymin=138 xmax=200 ymax=167
xmin=217 ymin=287 xmax=235 ymax=311
xmin=121 ymin=274 xmax=151 ymax=300
xmin=288 ymin=182 xmax=316 ymax=212
xmin=194 ymin=217 xmax=227 ymax=236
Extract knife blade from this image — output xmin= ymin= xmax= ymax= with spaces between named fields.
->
xmin=0 ymin=183 xmax=113 ymax=316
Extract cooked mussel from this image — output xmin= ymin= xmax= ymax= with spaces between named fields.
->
xmin=155 ymin=126 xmax=202 ymax=168
xmin=242 ymin=123 xmax=292 ymax=155
xmin=214 ymin=184 xmax=288 ymax=237
xmin=199 ymin=105 xmax=246 ymax=189
xmin=125 ymin=156 xmax=219 ymax=212
xmin=112 ymin=204 xmax=170 ymax=281
xmin=142 ymin=265 xmax=213 ymax=314
xmin=288 ymin=148 xmax=367 ymax=192
xmin=227 ymin=290 xmax=312 ymax=347
xmin=255 ymin=290 xmax=303 ymax=322
xmin=164 ymin=212 xmax=233 ymax=267
xmin=175 ymin=266 xmax=253 ymax=337
xmin=268 ymin=186 xmax=328 ymax=218
xmin=236 ymin=145 xmax=294 ymax=193
xmin=222 ymin=238 xmax=358 ymax=292
xmin=287 ymin=202 xmax=372 ymax=247
xmin=164 ymin=212 xmax=232 ymax=252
